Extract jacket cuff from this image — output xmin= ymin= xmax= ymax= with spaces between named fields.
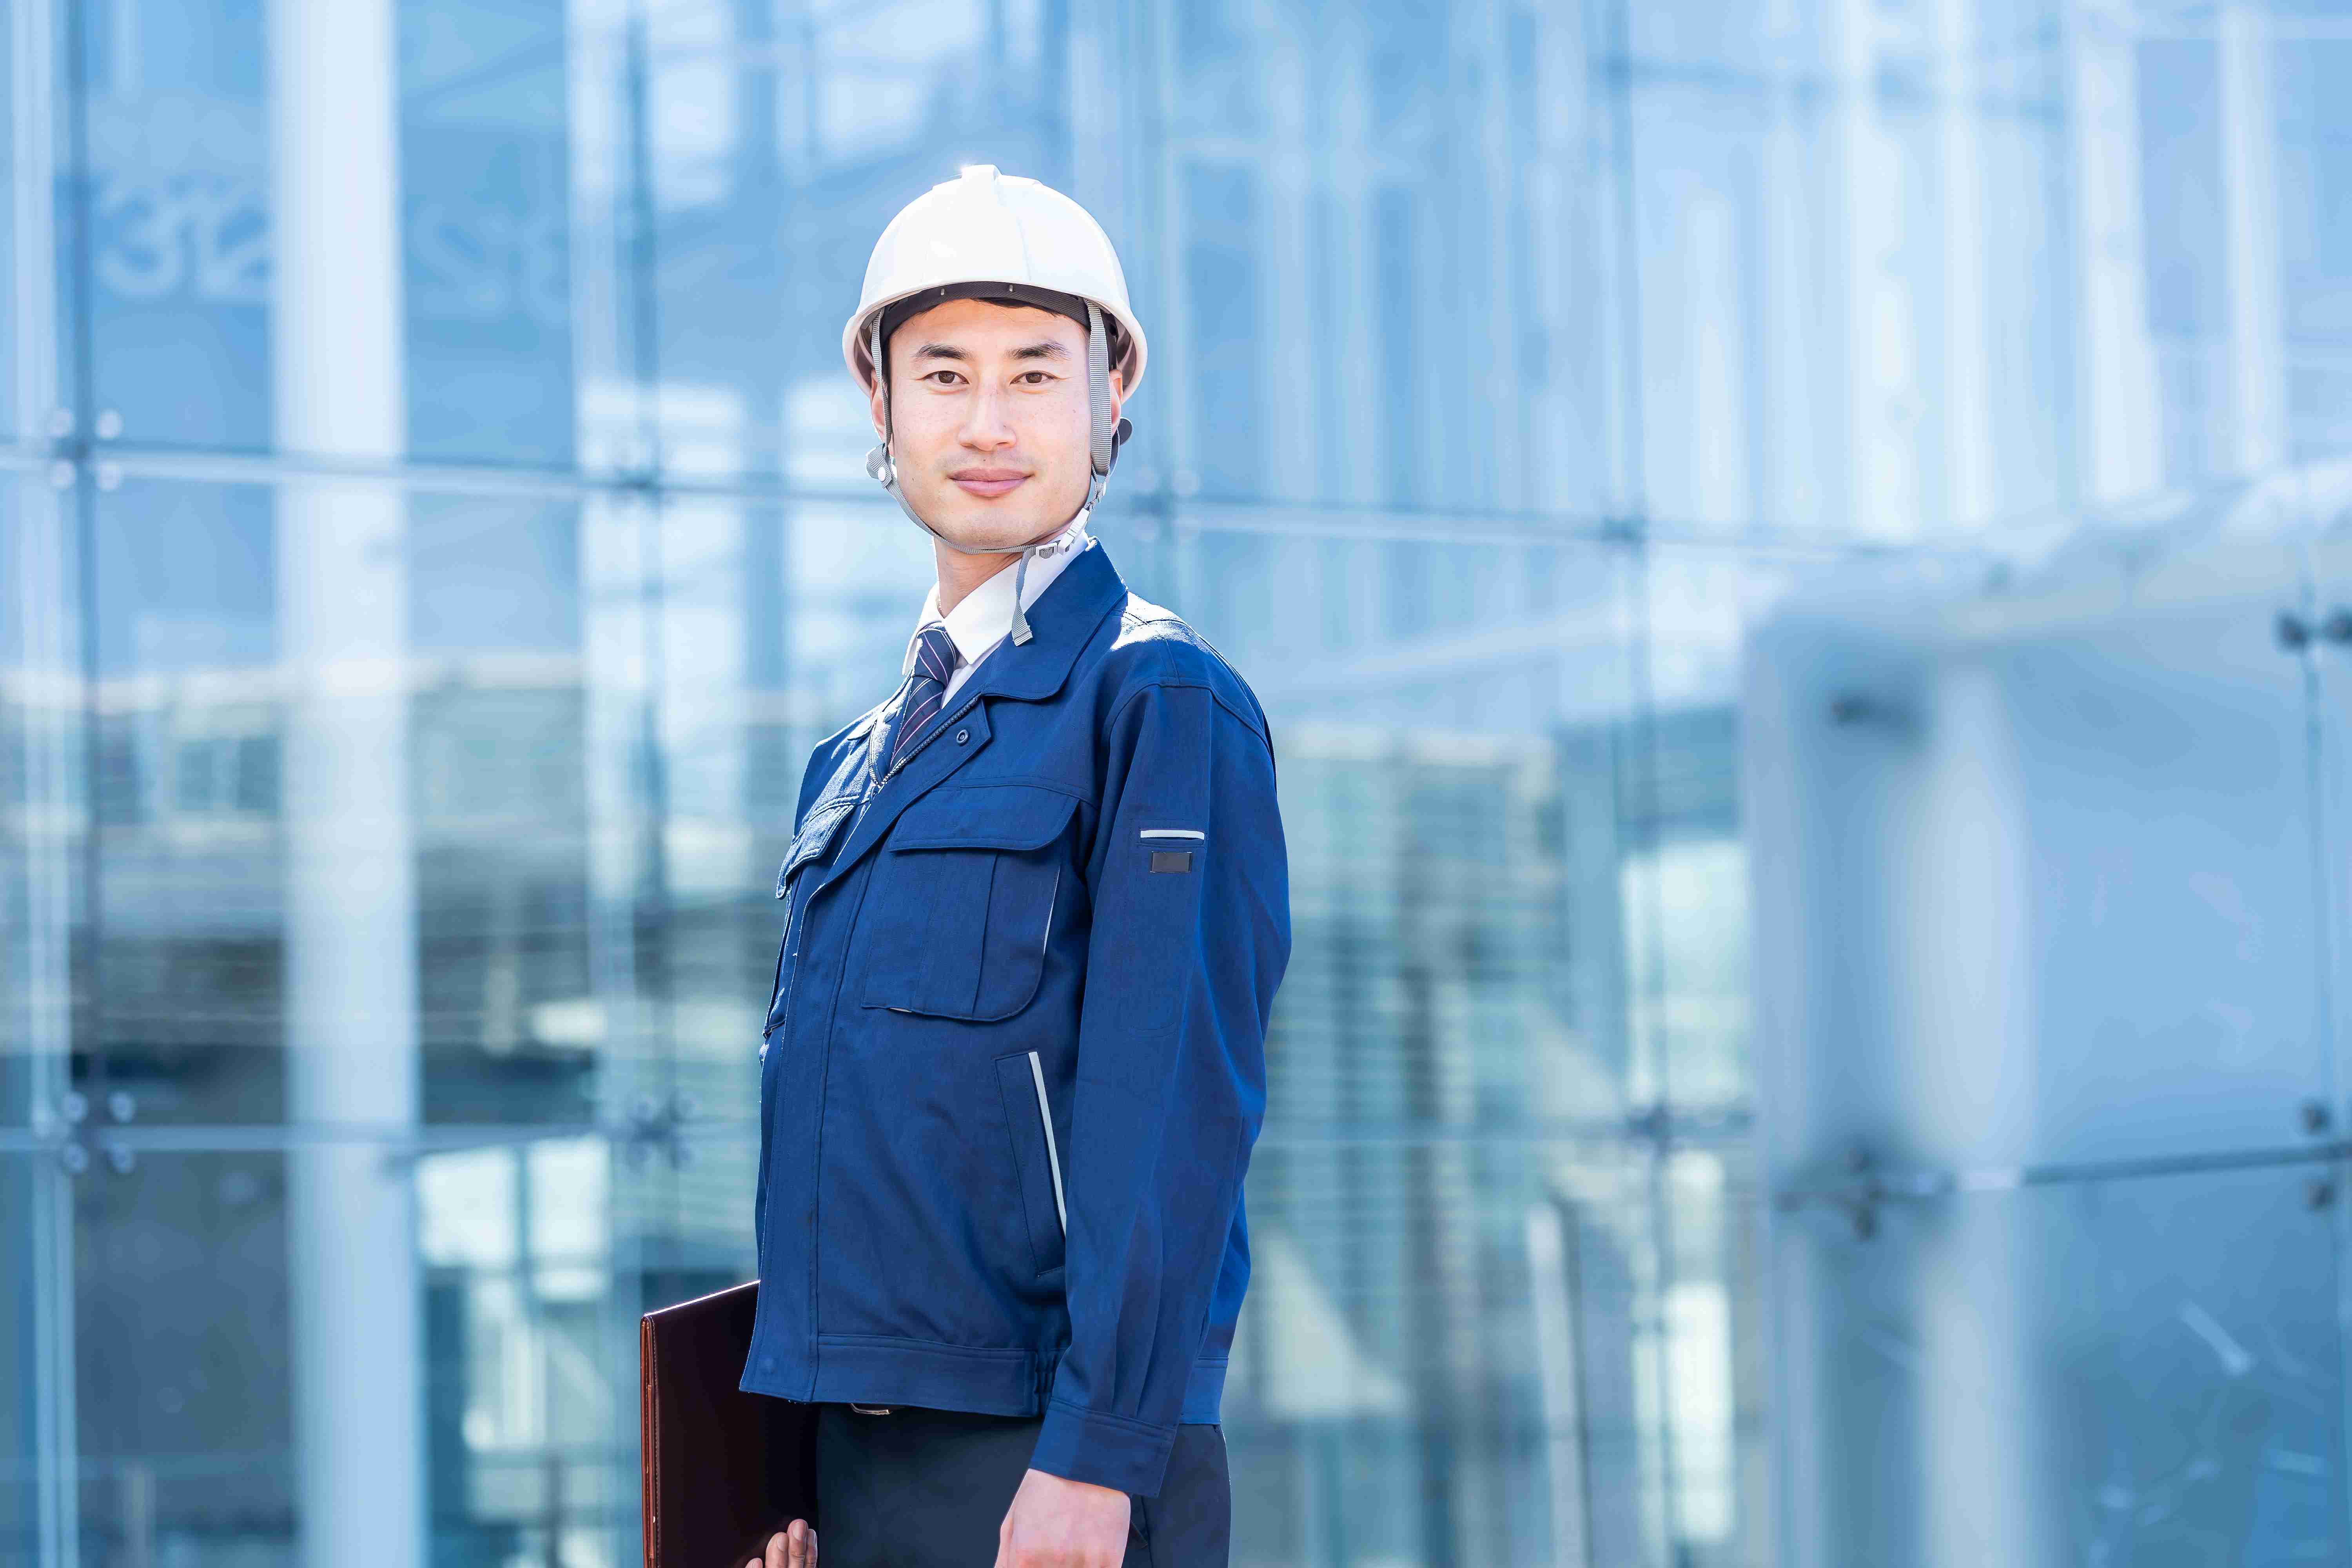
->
xmin=1025 ymin=1396 xmax=1179 ymax=1497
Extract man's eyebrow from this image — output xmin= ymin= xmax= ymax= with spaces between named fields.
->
xmin=907 ymin=340 xmax=1071 ymax=365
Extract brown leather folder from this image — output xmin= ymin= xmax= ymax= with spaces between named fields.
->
xmin=641 ymin=1281 xmax=818 ymax=1568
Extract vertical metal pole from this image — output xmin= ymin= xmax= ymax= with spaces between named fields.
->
xmin=15 ymin=0 xmax=77 ymax=1559
xmin=29 ymin=1158 xmax=76 ymax=1568
xmin=2285 ymin=515 xmax=2352 ymax=1566
xmin=268 ymin=0 xmax=422 ymax=1563
xmin=1526 ymin=1200 xmax=1595 ymax=1568
xmin=557 ymin=6 xmax=654 ymax=1560
xmin=1591 ymin=0 xmax=1681 ymax=1560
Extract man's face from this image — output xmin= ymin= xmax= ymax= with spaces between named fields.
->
xmin=869 ymin=297 xmax=1124 ymax=549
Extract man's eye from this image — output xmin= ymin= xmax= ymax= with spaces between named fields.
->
xmin=1016 ymin=371 xmax=1051 ymax=385
xmin=924 ymin=370 xmax=964 ymax=386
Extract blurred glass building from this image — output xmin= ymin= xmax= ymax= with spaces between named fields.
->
xmin=5 ymin=0 xmax=2352 ymax=1564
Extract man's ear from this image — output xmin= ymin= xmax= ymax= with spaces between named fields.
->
xmin=868 ymin=374 xmax=889 ymax=442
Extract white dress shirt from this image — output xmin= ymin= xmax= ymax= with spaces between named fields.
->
xmin=904 ymin=510 xmax=1096 ymax=707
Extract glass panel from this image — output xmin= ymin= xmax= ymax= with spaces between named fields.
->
xmin=641 ymin=0 xmax=1079 ymax=485
xmin=73 ymin=1149 xmax=296 ymax=1562
xmin=3 ymin=477 xmax=78 ymax=1128
xmin=1625 ymin=4 xmax=2073 ymax=539
xmin=1659 ymin=1142 xmax=1769 ymax=1568
xmin=1627 ymin=550 xmax=1784 ymax=1120
xmin=1179 ymin=520 xmax=1647 ymax=1117
xmin=398 ymin=0 xmax=589 ymax=470
xmin=421 ymin=1130 xmax=644 ymax=1564
xmin=0 ymin=0 xmax=30 ymax=446
xmin=645 ymin=492 xmax=776 ymax=1098
xmin=85 ymin=477 xmax=281 ymax=1124
xmin=1 ymin=1151 xmax=53 ymax=1561
xmin=74 ymin=0 xmax=272 ymax=452
xmin=1164 ymin=10 xmax=1612 ymax=519
xmin=81 ymin=477 xmax=612 ymax=1127
xmin=1773 ymin=1165 xmax=2346 ymax=1566
xmin=411 ymin=491 xmax=595 ymax=1125
xmin=69 ymin=0 xmax=632 ymax=466
xmin=1746 ymin=535 xmax=2331 ymax=1170
xmin=1151 ymin=521 xmax=1733 ymax=1560
xmin=617 ymin=1125 xmax=760 ymax=1311
xmin=2277 ymin=31 xmax=2352 ymax=464
xmin=64 ymin=1131 xmax=677 ymax=1568
xmin=1225 ymin=1135 xmax=1670 ymax=1568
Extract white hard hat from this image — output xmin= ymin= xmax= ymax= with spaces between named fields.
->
xmin=842 ymin=163 xmax=1148 ymax=397
xmin=848 ymin=166 xmax=1147 ymax=646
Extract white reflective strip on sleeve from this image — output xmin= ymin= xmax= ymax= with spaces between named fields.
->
xmin=1138 ymin=828 xmax=1205 ymax=840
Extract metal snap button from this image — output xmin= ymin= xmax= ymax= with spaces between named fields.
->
xmin=955 ymin=728 xmax=969 ymax=744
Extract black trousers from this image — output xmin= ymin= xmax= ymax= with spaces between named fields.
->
xmin=810 ymin=1402 xmax=1230 ymax=1567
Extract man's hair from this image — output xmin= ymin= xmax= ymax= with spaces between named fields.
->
xmin=876 ymin=280 xmax=1128 ymax=380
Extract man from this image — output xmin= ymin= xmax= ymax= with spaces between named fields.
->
xmin=737 ymin=165 xmax=1292 ymax=1568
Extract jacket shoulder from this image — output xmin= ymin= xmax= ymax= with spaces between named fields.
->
xmin=1097 ymin=593 xmax=1272 ymax=742
xmin=813 ymin=704 xmax=882 ymax=758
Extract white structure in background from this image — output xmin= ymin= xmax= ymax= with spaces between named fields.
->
xmin=1747 ymin=459 xmax=2352 ymax=1566
xmin=2070 ymin=0 xmax=2165 ymax=506
xmin=269 ymin=0 xmax=423 ymax=1562
xmin=2217 ymin=1 xmax=2285 ymax=479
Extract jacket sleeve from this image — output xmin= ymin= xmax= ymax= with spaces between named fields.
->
xmin=1025 ymin=676 xmax=1291 ymax=1497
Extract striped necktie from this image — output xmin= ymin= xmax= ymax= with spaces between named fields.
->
xmin=884 ymin=623 xmax=960 ymax=774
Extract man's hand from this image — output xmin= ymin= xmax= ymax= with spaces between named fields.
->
xmin=749 ymin=1518 xmax=816 ymax=1568
xmin=995 ymin=1466 xmax=1131 ymax=1567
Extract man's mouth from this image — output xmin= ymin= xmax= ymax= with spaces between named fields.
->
xmin=950 ymin=468 xmax=1029 ymax=499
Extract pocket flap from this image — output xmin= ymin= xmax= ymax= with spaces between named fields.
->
xmin=888 ymin=784 xmax=1079 ymax=853
xmin=774 ymin=794 xmax=858 ymax=897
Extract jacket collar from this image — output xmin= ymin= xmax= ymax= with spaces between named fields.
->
xmin=930 ymin=537 xmax=1127 ymax=707
xmin=810 ymin=543 xmax=1129 ymax=897
xmin=840 ymin=541 xmax=1126 ymax=752
xmin=912 ymin=514 xmax=1096 ymax=675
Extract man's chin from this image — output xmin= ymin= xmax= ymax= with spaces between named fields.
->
xmin=907 ymin=490 xmax=1077 ymax=553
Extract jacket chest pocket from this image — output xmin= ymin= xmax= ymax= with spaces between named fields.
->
xmin=776 ymin=794 xmax=859 ymax=901
xmin=856 ymin=784 xmax=1080 ymax=1021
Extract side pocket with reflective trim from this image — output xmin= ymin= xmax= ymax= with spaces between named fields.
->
xmin=993 ymin=1050 xmax=1067 ymax=1279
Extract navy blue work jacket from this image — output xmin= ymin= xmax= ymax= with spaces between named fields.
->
xmin=739 ymin=539 xmax=1291 ymax=1500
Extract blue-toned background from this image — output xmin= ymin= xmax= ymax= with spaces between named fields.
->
xmin=7 ymin=1 xmax=2352 ymax=1564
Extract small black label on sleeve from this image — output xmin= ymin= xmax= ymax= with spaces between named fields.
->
xmin=1149 ymin=850 xmax=1193 ymax=874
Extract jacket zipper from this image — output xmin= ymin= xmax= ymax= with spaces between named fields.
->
xmin=849 ymin=685 xmax=985 ymax=835
xmin=760 ymin=874 xmax=807 ymax=1061
xmin=1025 ymin=1049 xmax=1067 ymax=1235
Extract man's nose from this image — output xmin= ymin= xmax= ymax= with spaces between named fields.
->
xmin=958 ymin=383 xmax=1016 ymax=449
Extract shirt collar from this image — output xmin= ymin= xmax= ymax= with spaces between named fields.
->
xmin=908 ymin=510 xmax=1095 ymax=675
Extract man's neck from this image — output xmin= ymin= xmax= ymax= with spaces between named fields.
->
xmin=933 ymin=544 xmax=1019 ymax=619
